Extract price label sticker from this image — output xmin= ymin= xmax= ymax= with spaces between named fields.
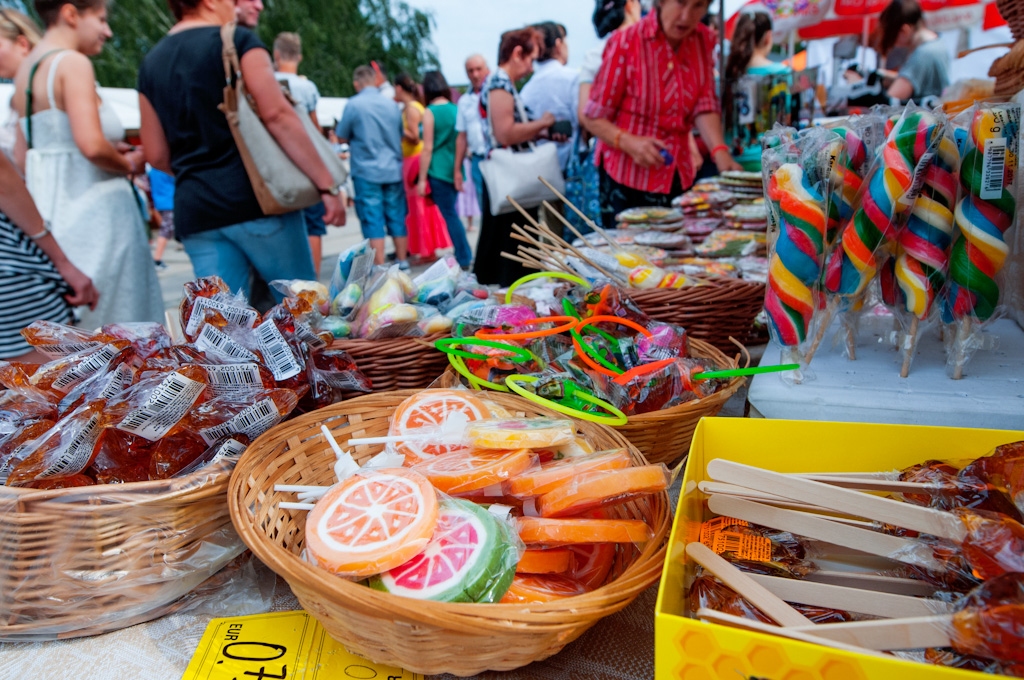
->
xmin=183 ymin=610 xmax=423 ymax=680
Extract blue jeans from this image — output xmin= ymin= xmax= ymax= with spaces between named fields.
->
xmin=428 ymin=176 xmax=473 ymax=269
xmin=352 ymin=177 xmax=407 ymax=240
xmin=182 ymin=212 xmax=315 ymax=302
xmin=470 ymin=154 xmax=485 ymax=215
xmin=302 ymin=200 xmax=327 ymax=236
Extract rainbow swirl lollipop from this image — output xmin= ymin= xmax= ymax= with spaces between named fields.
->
xmin=765 ymin=164 xmax=828 ymax=347
xmin=943 ymin=106 xmax=1019 ymax=324
xmin=825 ymin=111 xmax=943 ymax=298
xmin=828 ymin=126 xmax=868 ymax=247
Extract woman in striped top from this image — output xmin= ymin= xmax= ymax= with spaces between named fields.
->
xmin=0 ymin=151 xmax=97 ymax=361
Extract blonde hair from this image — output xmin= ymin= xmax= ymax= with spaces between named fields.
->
xmin=0 ymin=7 xmax=42 ymax=47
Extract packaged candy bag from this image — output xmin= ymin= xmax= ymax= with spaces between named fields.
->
xmin=270 ymin=279 xmax=330 ymax=314
xmin=28 ymin=341 xmax=132 ymax=397
xmin=20 ymin=320 xmax=114 ymax=358
xmin=172 ymin=436 xmax=250 ymax=479
xmin=180 ymin=276 xmax=260 ymax=342
xmin=57 ymin=357 xmax=137 ymax=416
xmin=88 ymin=428 xmax=154 ymax=484
xmin=328 ymin=239 xmax=374 ymax=319
xmin=412 ymin=256 xmax=461 ymax=308
xmin=101 ymin=322 xmax=173 ymax=360
xmin=4 ymin=401 xmax=107 ymax=486
xmin=110 ymin=366 xmax=210 ymax=442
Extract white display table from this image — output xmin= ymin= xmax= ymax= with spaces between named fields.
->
xmin=749 ymin=316 xmax=1024 ymax=429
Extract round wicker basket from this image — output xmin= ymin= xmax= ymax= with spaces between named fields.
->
xmin=629 ymin=278 xmax=765 ymax=353
xmin=0 ymin=466 xmax=241 ymax=640
xmin=228 ymin=390 xmax=670 ymax=676
xmin=330 ymin=332 xmax=449 ymax=395
xmin=614 ymin=338 xmax=745 ymax=466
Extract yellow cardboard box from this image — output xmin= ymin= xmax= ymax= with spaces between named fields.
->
xmin=655 ymin=417 xmax=1024 ymax=679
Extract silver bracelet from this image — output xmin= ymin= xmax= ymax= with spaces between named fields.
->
xmin=27 ymin=220 xmax=52 ymax=241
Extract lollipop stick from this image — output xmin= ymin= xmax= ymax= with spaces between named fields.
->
xmin=805 ymin=298 xmax=839 ymax=364
xmin=807 ymin=571 xmax=940 ymax=597
xmin=900 ymin=317 xmax=919 ymax=378
xmin=686 ymin=543 xmax=814 ymax=626
xmin=788 ymin=615 xmax=953 ymax=650
xmin=747 ymin=573 xmax=954 ymax=618
xmin=953 ymin=317 xmax=971 ymax=380
xmin=280 ymin=501 xmax=316 ymax=511
xmin=695 ymin=609 xmax=888 ymax=656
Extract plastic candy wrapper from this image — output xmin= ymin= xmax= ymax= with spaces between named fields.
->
xmin=2 ymin=401 xmax=106 ymax=486
xmin=270 ymin=279 xmax=330 ymax=315
xmin=328 ymin=239 xmax=374 ymax=319
xmin=466 ymin=418 xmax=575 ymax=450
xmin=699 ymin=517 xmax=817 ymax=580
xmin=304 ymin=467 xmax=440 ymax=579
xmin=27 ymin=341 xmax=132 ymax=397
xmin=451 ymin=304 xmax=535 ymax=338
xmin=305 ymin=348 xmax=371 ymax=402
xmin=637 ymin=323 xmax=688 ymax=363
xmin=516 ymin=516 xmax=653 ymax=546
xmin=412 ymin=448 xmax=539 ymax=495
xmin=893 ymin=456 xmax=1023 ymax=522
xmin=693 ymin=230 xmax=766 ymax=258
xmin=179 ymin=276 xmax=260 ymax=343
xmin=411 ymin=256 xmax=461 ymax=308
xmin=19 ymin=319 xmax=113 ymax=359
xmin=368 ymin=497 xmax=522 ymax=603
xmin=516 ymin=547 xmax=574 ymax=574
xmin=503 ymin=449 xmax=632 ymax=498
xmin=109 ymin=366 xmax=210 ymax=442
xmin=352 ymin=265 xmax=421 ymax=339
xmin=385 ymin=389 xmax=492 ymax=465
xmin=101 ymin=322 xmax=173 ymax=360
xmin=88 ymin=428 xmax=154 ymax=484
xmin=604 ymin=357 xmax=721 ymax=416
xmin=57 ymin=355 xmax=137 ymax=417
xmin=534 ymin=464 xmax=669 ymax=518
xmin=941 ymin=101 xmax=1020 ymax=379
xmin=957 ymin=441 xmax=1024 ymax=518
xmin=687 ymin=568 xmax=856 ymax=624
xmin=571 ymin=283 xmax=650 ymax=326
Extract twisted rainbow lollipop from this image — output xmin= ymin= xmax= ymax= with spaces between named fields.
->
xmin=828 ymin=125 xmax=868 ymax=247
xmin=893 ymin=130 xmax=961 ymax=377
xmin=765 ymin=164 xmax=828 ymax=348
xmin=943 ymin=104 xmax=1020 ymax=378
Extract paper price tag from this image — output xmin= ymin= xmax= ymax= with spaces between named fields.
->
xmin=698 ymin=516 xmax=749 ymax=547
xmin=182 ymin=610 xmax=423 ymax=680
xmin=712 ymin=530 xmax=773 ymax=563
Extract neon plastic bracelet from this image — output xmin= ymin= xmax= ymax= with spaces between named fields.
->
xmin=434 ymin=337 xmax=532 ymax=362
xmin=505 ymin=375 xmax=628 ymax=425
xmin=574 ymin=315 xmax=653 ymax=338
xmin=475 ymin=315 xmax=579 ymax=341
xmin=572 ymin=330 xmax=625 ymax=376
xmin=448 ymin=353 xmax=509 ymax=392
xmin=613 ymin=357 xmax=676 ymax=385
xmin=504 ymin=272 xmax=590 ymax=304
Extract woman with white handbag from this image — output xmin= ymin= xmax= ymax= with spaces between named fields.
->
xmin=473 ymin=27 xmax=562 ymax=287
xmin=137 ymin=0 xmax=345 ymax=300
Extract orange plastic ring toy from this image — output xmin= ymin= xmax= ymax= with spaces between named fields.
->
xmin=475 ymin=315 xmax=579 ymax=341
xmin=575 ymin=315 xmax=653 ymax=339
xmin=572 ymin=334 xmax=622 ymax=378
xmin=613 ymin=357 xmax=676 ymax=385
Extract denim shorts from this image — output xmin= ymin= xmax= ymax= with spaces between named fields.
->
xmin=303 ymin=201 xmax=327 ymax=237
xmin=352 ymin=177 xmax=407 ymax=240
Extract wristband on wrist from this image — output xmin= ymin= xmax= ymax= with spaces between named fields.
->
xmin=26 ymin=220 xmax=51 ymax=241
xmin=710 ymin=144 xmax=730 ymax=158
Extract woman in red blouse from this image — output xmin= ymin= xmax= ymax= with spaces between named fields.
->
xmin=583 ymin=0 xmax=741 ymax=229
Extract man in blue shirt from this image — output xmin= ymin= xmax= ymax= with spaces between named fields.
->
xmin=336 ymin=65 xmax=409 ymax=267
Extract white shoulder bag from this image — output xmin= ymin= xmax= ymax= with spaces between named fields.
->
xmin=478 ymin=86 xmax=565 ymax=216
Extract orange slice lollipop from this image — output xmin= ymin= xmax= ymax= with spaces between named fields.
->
xmin=500 ymin=574 xmax=589 ymax=603
xmin=305 ymin=468 xmax=439 ymax=578
xmin=413 ymin=448 xmax=537 ymax=495
xmin=536 ymin=465 xmax=670 ymax=518
xmin=570 ymin=543 xmax=617 ymax=590
xmin=517 ymin=517 xmax=653 ymax=545
xmin=516 ymin=548 xmax=573 ymax=574
xmin=388 ymin=390 xmax=489 ymax=465
xmin=506 ymin=449 xmax=632 ymax=498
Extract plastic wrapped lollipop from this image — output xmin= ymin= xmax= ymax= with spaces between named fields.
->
xmin=941 ymin=102 xmax=1020 ymax=379
xmin=811 ymin=107 xmax=945 ymax=362
xmin=890 ymin=125 xmax=961 ymax=377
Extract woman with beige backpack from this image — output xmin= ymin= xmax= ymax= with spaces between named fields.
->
xmin=138 ymin=0 xmax=345 ymax=301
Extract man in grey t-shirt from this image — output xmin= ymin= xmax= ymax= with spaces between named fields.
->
xmin=897 ymin=37 xmax=949 ymax=103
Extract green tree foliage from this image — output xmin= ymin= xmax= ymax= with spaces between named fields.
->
xmin=0 ymin=0 xmax=437 ymax=96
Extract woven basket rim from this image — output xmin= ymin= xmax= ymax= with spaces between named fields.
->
xmin=228 ymin=390 xmax=670 ymax=630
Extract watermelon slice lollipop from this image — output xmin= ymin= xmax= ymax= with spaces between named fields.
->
xmin=369 ymin=498 xmax=517 ymax=603
xmin=536 ymin=465 xmax=671 ymax=518
xmin=412 ymin=448 xmax=537 ymax=495
xmin=387 ymin=390 xmax=489 ymax=465
xmin=500 ymin=574 xmax=590 ymax=603
xmin=506 ymin=449 xmax=633 ymax=498
xmin=304 ymin=467 xmax=439 ymax=578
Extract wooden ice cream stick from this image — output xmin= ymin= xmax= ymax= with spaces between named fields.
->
xmin=788 ymin=474 xmax=954 ymax=495
xmin=686 ymin=543 xmax=814 ymax=627
xmin=695 ymin=608 xmax=890 ymax=657
xmin=788 ymin=614 xmax=953 ymax=650
xmin=707 ymin=459 xmax=968 ymax=543
xmin=806 ymin=571 xmax=939 ymax=597
xmin=747 ymin=573 xmax=954 ymax=618
xmin=790 ymin=471 xmax=901 ymax=480
xmin=699 ymin=481 xmax=876 ymax=524
xmin=707 ymin=495 xmax=949 ymax=573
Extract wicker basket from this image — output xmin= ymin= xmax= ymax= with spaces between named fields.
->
xmin=629 ymin=277 xmax=765 ymax=353
xmin=0 ymin=466 xmax=242 ymax=640
xmin=228 ymin=390 xmax=670 ymax=676
xmin=330 ymin=332 xmax=449 ymax=395
xmin=614 ymin=338 xmax=745 ymax=466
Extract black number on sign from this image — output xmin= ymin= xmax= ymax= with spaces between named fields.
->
xmin=243 ymin=666 xmax=287 ymax=679
xmin=222 ymin=642 xmax=287 ymax=661
xmin=344 ymin=666 xmax=377 ymax=679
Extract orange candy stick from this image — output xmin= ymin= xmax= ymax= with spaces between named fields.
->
xmin=413 ymin=448 xmax=537 ymax=495
xmin=506 ymin=449 xmax=633 ymax=498
xmin=536 ymin=465 xmax=671 ymax=518
xmin=305 ymin=468 xmax=439 ymax=578
xmin=516 ymin=548 xmax=574 ymax=574
xmin=517 ymin=517 xmax=653 ymax=545
xmin=570 ymin=543 xmax=617 ymax=590
xmin=500 ymin=574 xmax=590 ymax=603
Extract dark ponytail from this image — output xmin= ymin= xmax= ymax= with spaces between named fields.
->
xmin=722 ymin=12 xmax=773 ymax=131
xmin=394 ymin=73 xmax=424 ymax=106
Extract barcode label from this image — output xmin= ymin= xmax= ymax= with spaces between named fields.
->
xmin=203 ymin=363 xmax=263 ymax=397
xmin=185 ymin=297 xmax=259 ymax=336
xmin=37 ymin=414 xmax=101 ymax=479
xmin=214 ymin=438 xmax=248 ymax=461
xmin=319 ymin=370 xmax=368 ymax=391
xmin=295 ymin=322 xmax=328 ymax=350
xmin=712 ymin=530 xmax=773 ymax=562
xmin=51 ymin=344 xmax=119 ymax=392
xmin=98 ymin=363 xmax=135 ymax=399
xmin=117 ymin=372 xmax=206 ymax=441
xmin=256 ymin=319 xmax=302 ymax=381
xmin=981 ymin=137 xmax=1007 ymax=200
xmin=199 ymin=398 xmax=280 ymax=445
xmin=699 ymin=516 xmax=749 ymax=546
xmin=195 ymin=324 xmax=259 ymax=362
xmin=35 ymin=341 xmax=104 ymax=358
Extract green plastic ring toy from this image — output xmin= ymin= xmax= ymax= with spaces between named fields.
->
xmin=505 ymin=375 xmax=628 ymax=425
xmin=447 ymin=353 xmax=509 ymax=392
xmin=505 ymin=272 xmax=589 ymax=304
xmin=434 ymin=337 xmax=532 ymax=362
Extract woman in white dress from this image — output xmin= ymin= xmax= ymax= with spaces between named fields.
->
xmin=11 ymin=0 xmax=163 ymax=330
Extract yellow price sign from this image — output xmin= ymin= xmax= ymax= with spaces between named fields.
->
xmin=183 ymin=610 xmax=422 ymax=680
